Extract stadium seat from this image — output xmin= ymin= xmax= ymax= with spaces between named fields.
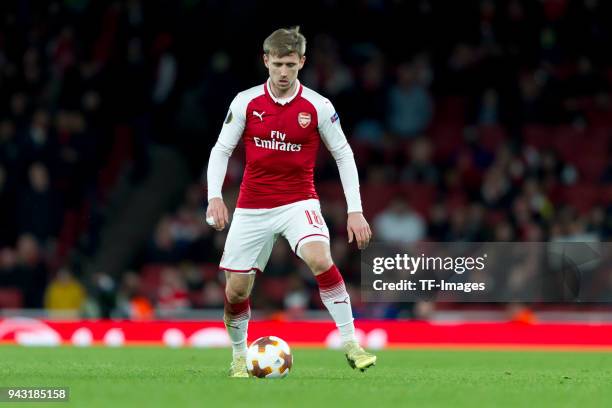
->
xmin=399 ymin=183 xmax=437 ymax=217
xmin=259 ymin=277 xmax=289 ymax=304
xmin=574 ymin=156 xmax=609 ymax=182
xmin=478 ymin=125 xmax=507 ymax=153
xmin=361 ymin=184 xmax=401 ymax=218
xmin=200 ymin=263 xmax=220 ymax=281
xmin=140 ymin=264 xmax=166 ymax=298
xmin=430 ymin=124 xmax=464 ymax=161
xmin=434 ymin=96 xmax=467 ymax=124
xmin=600 ymin=186 xmax=612 ymax=204
xmin=523 ymin=125 xmax=554 ymax=149
xmin=317 ymin=181 xmax=345 ymax=203
xmin=557 ymin=185 xmax=601 ymax=214
xmin=0 ymin=288 xmax=23 ymax=309
xmin=552 ymin=125 xmax=583 ymax=161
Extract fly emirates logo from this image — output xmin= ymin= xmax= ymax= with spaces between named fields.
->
xmin=253 ymin=130 xmax=302 ymax=152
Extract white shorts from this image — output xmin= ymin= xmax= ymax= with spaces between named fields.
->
xmin=219 ymin=199 xmax=330 ymax=274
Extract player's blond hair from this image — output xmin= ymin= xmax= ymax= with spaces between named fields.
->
xmin=263 ymin=26 xmax=306 ymax=58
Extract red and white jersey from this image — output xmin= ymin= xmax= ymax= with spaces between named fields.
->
xmin=207 ymin=79 xmax=362 ymax=212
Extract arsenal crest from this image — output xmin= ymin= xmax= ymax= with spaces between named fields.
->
xmin=298 ymin=112 xmax=311 ymax=128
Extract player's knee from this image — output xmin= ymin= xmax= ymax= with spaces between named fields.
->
xmin=226 ymin=285 xmax=250 ymax=304
xmin=304 ymin=253 xmax=333 ymax=275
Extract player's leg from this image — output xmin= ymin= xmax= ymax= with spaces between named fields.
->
xmin=299 ymin=241 xmax=355 ymax=341
xmin=224 ymin=270 xmax=255 ymax=369
xmin=281 ymin=200 xmax=376 ymax=371
xmin=219 ymin=211 xmax=274 ymax=377
xmin=299 ymin=241 xmax=376 ymax=371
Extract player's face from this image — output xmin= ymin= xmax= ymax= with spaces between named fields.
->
xmin=264 ymin=52 xmax=305 ymax=94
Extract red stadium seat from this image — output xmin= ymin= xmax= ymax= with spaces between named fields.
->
xmin=259 ymin=277 xmax=289 ymax=304
xmin=430 ymin=124 xmax=464 ymax=161
xmin=574 ymin=156 xmax=608 ymax=182
xmin=601 ymin=186 xmax=612 ymax=204
xmin=200 ymin=263 xmax=220 ymax=281
xmin=140 ymin=264 xmax=166 ymax=297
xmin=523 ymin=125 xmax=553 ymax=149
xmin=317 ymin=181 xmax=344 ymax=203
xmin=557 ymin=185 xmax=602 ymax=214
xmin=399 ymin=183 xmax=437 ymax=217
xmin=434 ymin=96 xmax=467 ymax=124
xmin=361 ymin=184 xmax=401 ymax=219
xmin=551 ymin=126 xmax=583 ymax=161
xmin=478 ymin=125 xmax=507 ymax=153
xmin=0 ymin=288 xmax=23 ymax=309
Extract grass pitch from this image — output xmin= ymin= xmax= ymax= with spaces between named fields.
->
xmin=0 ymin=345 xmax=611 ymax=408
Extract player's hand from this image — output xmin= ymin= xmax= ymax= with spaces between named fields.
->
xmin=347 ymin=212 xmax=372 ymax=250
xmin=206 ymin=197 xmax=229 ymax=231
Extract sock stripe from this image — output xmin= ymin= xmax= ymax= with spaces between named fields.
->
xmin=319 ymin=282 xmax=348 ymax=302
xmin=224 ymin=294 xmax=250 ymax=322
xmin=315 ymin=264 xmax=343 ymax=289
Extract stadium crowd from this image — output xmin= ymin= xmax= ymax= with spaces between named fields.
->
xmin=0 ymin=0 xmax=611 ymax=317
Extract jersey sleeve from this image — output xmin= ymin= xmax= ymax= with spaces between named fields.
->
xmin=317 ymin=99 xmax=363 ymax=213
xmin=206 ymin=94 xmax=246 ymax=201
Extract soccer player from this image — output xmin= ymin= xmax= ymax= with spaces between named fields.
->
xmin=206 ymin=26 xmax=376 ymax=377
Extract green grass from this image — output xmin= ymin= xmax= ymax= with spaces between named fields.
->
xmin=0 ymin=346 xmax=611 ymax=407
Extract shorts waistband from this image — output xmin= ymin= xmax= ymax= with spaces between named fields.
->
xmin=234 ymin=198 xmax=320 ymax=215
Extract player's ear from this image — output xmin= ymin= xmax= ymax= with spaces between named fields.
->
xmin=263 ymin=53 xmax=269 ymax=68
xmin=298 ymin=55 xmax=306 ymax=70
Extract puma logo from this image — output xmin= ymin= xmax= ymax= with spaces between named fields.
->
xmin=333 ymin=297 xmax=349 ymax=305
xmin=253 ymin=110 xmax=265 ymax=121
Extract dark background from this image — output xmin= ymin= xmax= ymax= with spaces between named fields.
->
xmin=1 ymin=0 xmax=611 ymax=320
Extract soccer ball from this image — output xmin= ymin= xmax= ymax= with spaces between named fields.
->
xmin=246 ymin=336 xmax=292 ymax=379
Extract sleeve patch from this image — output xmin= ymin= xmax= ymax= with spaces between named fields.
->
xmin=331 ymin=112 xmax=339 ymax=123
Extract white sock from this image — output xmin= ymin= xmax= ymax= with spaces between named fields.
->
xmin=337 ymin=319 xmax=357 ymax=344
xmin=320 ymin=286 xmax=357 ymax=344
xmin=225 ymin=317 xmax=249 ymax=358
xmin=224 ymin=298 xmax=250 ymax=359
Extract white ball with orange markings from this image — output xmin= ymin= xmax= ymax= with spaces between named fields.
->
xmin=246 ymin=336 xmax=292 ymax=379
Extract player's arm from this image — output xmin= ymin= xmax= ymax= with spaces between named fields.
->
xmin=206 ymin=95 xmax=245 ymax=231
xmin=318 ymin=100 xmax=372 ymax=250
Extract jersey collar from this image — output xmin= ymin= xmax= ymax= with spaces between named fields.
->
xmin=265 ymin=78 xmax=302 ymax=105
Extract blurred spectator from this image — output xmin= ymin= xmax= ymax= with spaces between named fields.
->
xmin=19 ymin=109 xmax=56 ymax=165
xmin=387 ymin=61 xmax=433 ymax=138
xmin=399 ymin=137 xmax=439 ymax=183
xmin=16 ymin=163 xmax=62 ymax=244
xmin=481 ymin=165 xmax=514 ymax=209
xmin=169 ymin=184 xmax=215 ymax=262
xmin=302 ymin=34 xmax=354 ymax=97
xmin=283 ymin=273 xmax=310 ymax=318
xmin=157 ymin=267 xmax=189 ymax=313
xmin=143 ymin=217 xmax=185 ymax=264
xmin=14 ymin=234 xmax=48 ymax=308
xmin=201 ymin=280 xmax=225 ymax=308
xmin=0 ymin=248 xmax=19 ymax=292
xmin=88 ymin=272 xmax=116 ymax=319
xmin=374 ymin=198 xmax=426 ymax=244
xmin=44 ymin=268 xmax=86 ymax=316
xmin=0 ymin=165 xmax=17 ymax=246
xmin=427 ymin=202 xmax=450 ymax=241
xmin=475 ymin=88 xmax=500 ymax=125
xmin=265 ymin=243 xmax=294 ymax=277
xmin=343 ymin=54 xmax=388 ymax=144
xmin=114 ymin=272 xmax=154 ymax=320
